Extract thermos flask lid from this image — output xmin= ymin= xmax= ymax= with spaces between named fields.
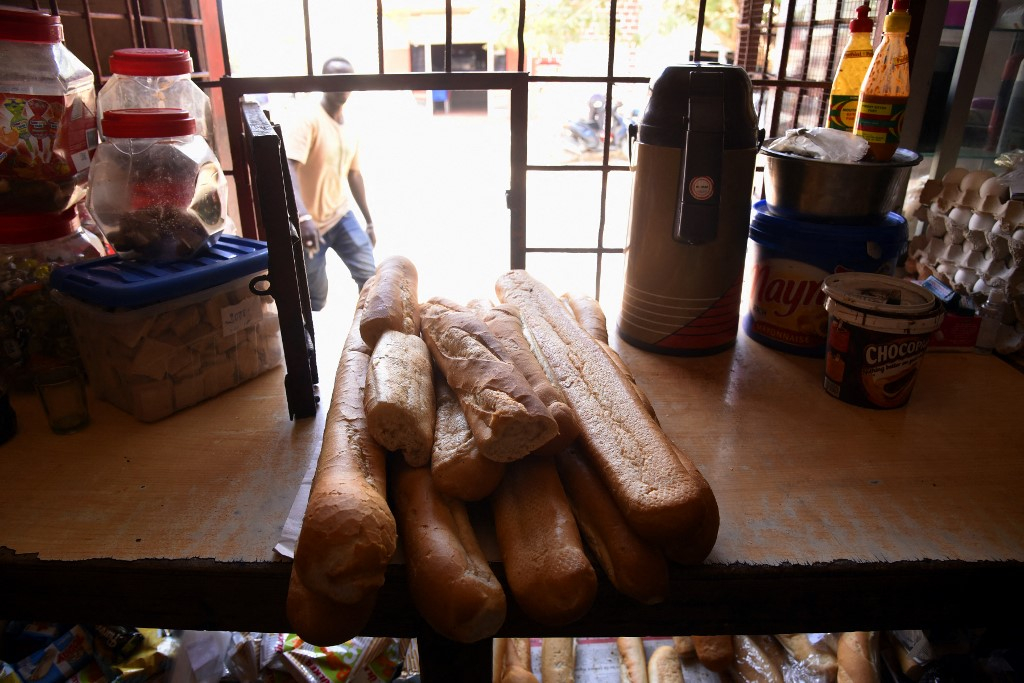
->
xmin=639 ymin=62 xmax=759 ymax=149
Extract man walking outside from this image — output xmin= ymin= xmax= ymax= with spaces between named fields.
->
xmin=284 ymin=56 xmax=376 ymax=311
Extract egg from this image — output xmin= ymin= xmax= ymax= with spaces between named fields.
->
xmin=1013 ymin=228 xmax=1024 ymax=242
xmin=969 ymin=212 xmax=996 ymax=233
xmin=954 ymin=268 xmax=979 ymax=290
xmin=942 ymin=167 xmax=970 ymax=188
xmin=948 ymin=206 xmax=973 ymax=228
xmin=980 ymin=176 xmax=1009 ymax=201
xmin=960 ymin=169 xmax=995 ymax=192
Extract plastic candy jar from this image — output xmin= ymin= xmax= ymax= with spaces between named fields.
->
xmin=0 ymin=206 xmax=103 ymax=388
xmin=87 ymin=108 xmax=232 ymax=262
xmin=98 ymin=48 xmax=215 ymax=150
xmin=0 ymin=7 xmax=99 ymax=214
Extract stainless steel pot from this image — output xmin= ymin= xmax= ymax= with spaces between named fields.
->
xmin=760 ymin=143 xmax=922 ymax=223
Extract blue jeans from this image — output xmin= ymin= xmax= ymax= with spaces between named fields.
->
xmin=304 ymin=210 xmax=376 ymax=311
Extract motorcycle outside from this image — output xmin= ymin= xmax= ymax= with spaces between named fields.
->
xmin=562 ymin=94 xmax=635 ymax=161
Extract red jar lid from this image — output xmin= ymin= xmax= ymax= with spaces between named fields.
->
xmin=0 ymin=207 xmax=79 ymax=245
xmin=0 ymin=7 xmax=63 ymax=43
xmin=102 ymin=108 xmax=197 ymax=138
xmin=109 ymin=48 xmax=194 ymax=77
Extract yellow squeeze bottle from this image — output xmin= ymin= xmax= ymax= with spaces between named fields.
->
xmin=828 ymin=2 xmax=874 ymax=132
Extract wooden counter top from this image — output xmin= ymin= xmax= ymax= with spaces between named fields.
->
xmin=2 ymin=308 xmax=1022 ymax=636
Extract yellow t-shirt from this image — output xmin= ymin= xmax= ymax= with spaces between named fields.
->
xmin=282 ymin=102 xmax=360 ymax=233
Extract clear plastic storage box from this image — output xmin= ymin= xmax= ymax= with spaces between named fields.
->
xmin=50 ymin=236 xmax=283 ymax=422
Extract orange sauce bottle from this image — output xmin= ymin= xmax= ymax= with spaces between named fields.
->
xmin=853 ymin=0 xmax=911 ymax=161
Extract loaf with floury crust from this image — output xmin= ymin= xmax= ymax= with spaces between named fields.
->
xmin=429 ymin=370 xmax=505 ymax=501
xmin=495 ymin=270 xmax=719 ymax=563
xmin=541 ymin=638 xmax=576 ymax=683
xmin=730 ymin=635 xmax=784 ymax=683
xmin=480 ymin=303 xmax=580 ymax=456
xmin=287 ymin=292 xmax=396 ymax=641
xmin=389 ymin=459 xmax=506 ymax=643
xmin=364 ymin=329 xmax=435 ymax=466
xmin=692 ymin=635 xmax=735 ymax=672
xmin=647 ymin=645 xmax=684 ymax=683
xmin=491 ymin=454 xmax=598 ymax=626
xmin=837 ymin=632 xmax=880 ymax=683
xmin=617 ymin=637 xmax=649 ymax=683
xmin=555 ymin=444 xmax=669 ymax=605
xmin=419 ymin=297 xmax=558 ymax=462
xmin=359 ymin=255 xmax=421 ymax=347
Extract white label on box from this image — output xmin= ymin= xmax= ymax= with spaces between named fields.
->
xmin=221 ymin=297 xmax=261 ymax=337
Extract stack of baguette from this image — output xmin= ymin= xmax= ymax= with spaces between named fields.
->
xmin=287 ymin=257 xmax=720 ymax=645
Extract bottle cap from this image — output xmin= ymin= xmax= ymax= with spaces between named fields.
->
xmin=885 ymin=0 xmax=911 ymax=33
xmin=109 ymin=48 xmax=194 ymax=77
xmin=0 ymin=7 xmax=63 ymax=43
xmin=850 ymin=2 xmax=873 ymax=32
xmin=101 ymin=108 xmax=197 ymax=138
xmin=0 ymin=207 xmax=80 ymax=245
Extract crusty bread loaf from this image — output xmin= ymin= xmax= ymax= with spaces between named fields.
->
xmin=480 ymin=303 xmax=580 ymax=456
xmin=502 ymin=666 xmax=540 ymax=683
xmin=751 ymin=636 xmax=790 ymax=675
xmin=420 ymin=297 xmax=558 ymax=462
xmin=560 ymin=291 xmax=609 ymax=344
xmin=673 ymin=637 xmax=696 ymax=659
xmin=506 ymin=637 xmax=533 ymax=670
xmin=285 ymin=568 xmax=377 ymax=647
xmin=559 ymin=291 xmax=657 ymax=420
xmin=692 ymin=635 xmax=735 ymax=673
xmin=364 ymin=330 xmax=435 ymax=466
xmin=555 ymin=444 xmax=669 ymax=605
xmin=647 ymin=645 xmax=684 ymax=683
xmin=837 ymin=632 xmax=879 ymax=683
xmin=617 ymin=637 xmax=649 ymax=683
xmin=291 ymin=296 xmax=397 ymax=607
xmin=730 ymin=635 xmax=783 ymax=683
xmin=495 ymin=270 xmax=719 ymax=561
xmin=359 ymin=255 xmax=420 ymax=347
xmin=776 ymin=633 xmax=838 ymax=680
xmin=541 ymin=638 xmax=576 ymax=683
xmin=491 ymin=455 xmax=597 ymax=626
xmin=430 ymin=371 xmax=505 ymax=501
xmin=389 ymin=459 xmax=506 ymax=643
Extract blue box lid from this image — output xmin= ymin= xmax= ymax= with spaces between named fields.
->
xmin=51 ymin=235 xmax=270 ymax=310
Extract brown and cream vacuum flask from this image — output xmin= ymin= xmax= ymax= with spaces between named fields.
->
xmin=619 ymin=63 xmax=762 ymax=355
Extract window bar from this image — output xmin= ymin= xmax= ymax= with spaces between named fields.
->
xmin=694 ymin=0 xmax=707 ymax=59
xmin=593 ymin=0 xmax=621 ymax=299
xmin=215 ymin=0 xmax=233 ymax=76
xmin=516 ymin=0 xmax=525 ymax=72
xmin=128 ymin=0 xmax=144 ymax=47
xmin=769 ymin=0 xmax=799 ymax=136
xmin=302 ymin=0 xmax=313 ymax=75
xmin=820 ymin=0 xmax=846 ymax=125
xmin=445 ymin=0 xmax=453 ymax=72
xmin=376 ymin=0 xmax=384 ymax=74
xmin=159 ymin=0 xmax=174 ymax=47
xmin=78 ymin=2 xmax=105 ymax=83
xmin=791 ymin=0 xmax=818 ymax=125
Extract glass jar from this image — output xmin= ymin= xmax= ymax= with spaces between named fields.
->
xmin=0 ymin=7 xmax=98 ymax=214
xmin=98 ymin=48 xmax=215 ymax=150
xmin=87 ymin=108 xmax=232 ymax=262
xmin=0 ymin=206 xmax=104 ymax=388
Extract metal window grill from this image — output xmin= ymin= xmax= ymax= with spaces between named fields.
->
xmin=22 ymin=0 xmax=858 ymax=300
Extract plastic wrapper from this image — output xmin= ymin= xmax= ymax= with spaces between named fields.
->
xmin=767 ymin=127 xmax=869 ymax=163
xmin=259 ymin=634 xmax=403 ymax=683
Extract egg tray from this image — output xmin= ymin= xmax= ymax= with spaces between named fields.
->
xmin=905 ymin=167 xmax=1024 ymax=355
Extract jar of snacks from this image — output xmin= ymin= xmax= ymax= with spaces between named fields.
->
xmin=98 ymin=48 xmax=215 ymax=150
xmin=0 ymin=7 xmax=99 ymax=214
xmin=0 ymin=207 xmax=104 ymax=388
xmin=87 ymin=108 xmax=231 ymax=262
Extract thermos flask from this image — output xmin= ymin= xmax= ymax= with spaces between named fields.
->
xmin=618 ymin=63 xmax=762 ymax=355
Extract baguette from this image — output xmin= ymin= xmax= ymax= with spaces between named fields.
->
xmin=495 ymin=270 xmax=719 ymax=561
xmin=491 ymin=455 xmax=598 ymax=626
xmin=541 ymin=638 xmax=576 ymax=683
xmin=389 ymin=459 xmax=506 ymax=643
xmin=420 ymin=297 xmax=558 ymax=462
xmin=505 ymin=637 xmax=533 ymax=671
xmin=560 ymin=291 xmax=657 ymax=420
xmin=673 ymin=637 xmax=696 ymax=659
xmin=617 ymin=637 xmax=649 ymax=683
xmin=776 ymin=633 xmax=838 ymax=680
xmin=502 ymin=666 xmax=540 ymax=683
xmin=837 ymin=632 xmax=879 ymax=683
xmin=555 ymin=444 xmax=669 ymax=605
xmin=430 ymin=371 xmax=505 ymax=501
xmin=730 ymin=635 xmax=783 ymax=683
xmin=285 ymin=569 xmax=377 ymax=647
xmin=364 ymin=329 xmax=435 ymax=466
xmin=560 ymin=291 xmax=609 ymax=344
xmin=648 ymin=645 xmax=684 ymax=683
xmin=359 ymin=255 xmax=421 ymax=347
xmin=692 ymin=635 xmax=735 ymax=673
xmin=290 ymin=295 xmax=397 ymax=607
xmin=480 ymin=303 xmax=580 ymax=455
